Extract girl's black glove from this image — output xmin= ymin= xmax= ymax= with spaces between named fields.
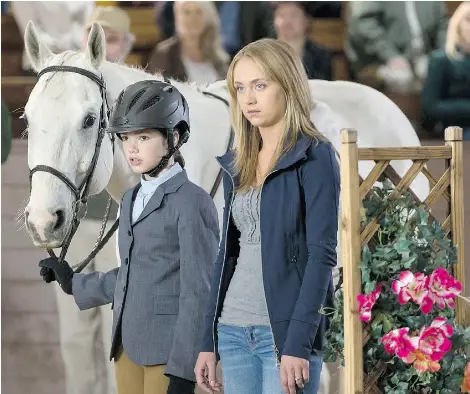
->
xmin=38 ymin=257 xmax=74 ymax=295
xmin=167 ymin=375 xmax=195 ymax=394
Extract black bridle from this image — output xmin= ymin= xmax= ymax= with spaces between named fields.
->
xmin=29 ymin=66 xmax=234 ymax=272
xmin=29 ymin=65 xmax=117 ymax=271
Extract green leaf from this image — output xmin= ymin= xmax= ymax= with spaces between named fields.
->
xmin=440 ymin=389 xmax=456 ymax=394
xmin=371 ymin=324 xmax=383 ymax=339
xmin=394 ymin=238 xmax=412 ymax=253
xmin=390 ymin=374 xmax=400 ymax=385
xmin=450 ymin=354 xmax=467 ymax=372
xmin=444 ymin=374 xmax=463 ymax=391
xmin=397 ymin=382 xmax=408 ymax=390
xmin=403 ymin=315 xmax=425 ymax=330
xmin=463 ymin=327 xmax=470 ymax=342
xmin=364 ymin=280 xmax=377 ymax=294
xmin=383 ymin=316 xmax=393 ymax=333
xmin=401 ymin=255 xmax=417 ymax=269
xmin=417 ymin=209 xmax=429 ymax=225
xmin=362 ymin=244 xmax=372 ymax=261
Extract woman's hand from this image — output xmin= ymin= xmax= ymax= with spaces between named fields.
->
xmin=280 ymin=355 xmax=309 ymax=394
xmin=194 ymin=352 xmax=222 ymax=393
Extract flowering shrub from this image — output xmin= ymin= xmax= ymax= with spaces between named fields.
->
xmin=323 ymin=180 xmax=470 ymax=393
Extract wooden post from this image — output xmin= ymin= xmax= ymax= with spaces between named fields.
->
xmin=445 ymin=127 xmax=466 ymax=326
xmin=340 ymin=129 xmax=363 ymax=394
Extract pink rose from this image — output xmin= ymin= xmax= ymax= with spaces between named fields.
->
xmin=424 ymin=267 xmax=462 ymax=311
xmin=391 ymin=271 xmax=429 ymax=310
xmin=418 ymin=317 xmax=453 ymax=361
xmin=357 ymin=283 xmax=382 ymax=322
xmin=381 ymin=328 xmax=419 ymax=360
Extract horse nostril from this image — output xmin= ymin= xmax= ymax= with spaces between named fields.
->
xmin=54 ymin=209 xmax=65 ymax=231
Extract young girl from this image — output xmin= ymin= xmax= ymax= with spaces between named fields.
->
xmin=421 ymin=2 xmax=470 ymax=139
xmin=195 ymin=38 xmax=340 ymax=394
xmin=39 ymin=80 xmax=220 ymax=394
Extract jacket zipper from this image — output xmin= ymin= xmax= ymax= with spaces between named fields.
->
xmin=212 ymin=167 xmax=235 ymax=357
xmin=212 ymin=166 xmax=282 ymax=367
xmin=259 ymin=168 xmax=282 ymax=368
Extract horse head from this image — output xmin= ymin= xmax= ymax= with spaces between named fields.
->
xmin=23 ymin=21 xmax=115 ymax=248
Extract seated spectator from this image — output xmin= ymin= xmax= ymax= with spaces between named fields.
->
xmin=11 ymin=1 xmax=94 ymax=73
xmin=273 ymin=1 xmax=332 ymax=80
xmin=155 ymin=1 xmax=275 ymax=59
xmin=148 ymin=1 xmax=229 ymax=85
xmin=421 ymin=2 xmax=470 ymax=139
xmin=82 ymin=6 xmax=134 ymax=63
xmin=345 ymin=1 xmax=449 ymax=93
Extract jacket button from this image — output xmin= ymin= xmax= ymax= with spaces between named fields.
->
xmin=124 ymin=258 xmax=129 ymax=265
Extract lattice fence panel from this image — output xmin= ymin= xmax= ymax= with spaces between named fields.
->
xmin=339 ymin=127 xmax=465 ymax=394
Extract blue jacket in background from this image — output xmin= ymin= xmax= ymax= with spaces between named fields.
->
xmin=200 ymin=134 xmax=340 ymax=362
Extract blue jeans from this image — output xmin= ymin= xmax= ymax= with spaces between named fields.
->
xmin=217 ymin=324 xmax=323 ymax=394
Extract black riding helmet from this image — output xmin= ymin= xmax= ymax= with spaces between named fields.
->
xmin=107 ymin=80 xmax=190 ymax=177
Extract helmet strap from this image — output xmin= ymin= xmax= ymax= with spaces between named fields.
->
xmin=144 ymin=129 xmax=189 ymax=178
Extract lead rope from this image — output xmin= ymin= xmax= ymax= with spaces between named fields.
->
xmin=72 ymin=133 xmax=120 ymax=273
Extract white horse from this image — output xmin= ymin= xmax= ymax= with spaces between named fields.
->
xmin=22 ymin=21 xmax=429 ymax=394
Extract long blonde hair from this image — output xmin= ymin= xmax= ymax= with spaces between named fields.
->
xmin=226 ymin=38 xmax=327 ymax=192
xmin=446 ymin=2 xmax=470 ymax=60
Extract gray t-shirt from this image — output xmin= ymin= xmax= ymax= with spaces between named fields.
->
xmin=218 ymin=186 xmax=271 ymax=327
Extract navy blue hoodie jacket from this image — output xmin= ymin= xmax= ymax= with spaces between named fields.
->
xmin=201 ymin=134 xmax=340 ymax=362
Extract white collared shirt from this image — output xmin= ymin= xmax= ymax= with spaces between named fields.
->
xmin=131 ymin=163 xmax=183 ymax=223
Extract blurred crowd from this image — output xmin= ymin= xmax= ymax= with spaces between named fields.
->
xmin=2 ymin=1 xmax=469 ymax=150
xmin=1 ymin=2 xmax=470 ymax=394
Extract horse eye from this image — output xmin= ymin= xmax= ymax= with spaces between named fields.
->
xmin=83 ymin=115 xmax=96 ymax=129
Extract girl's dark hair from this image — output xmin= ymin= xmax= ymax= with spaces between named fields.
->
xmin=173 ymin=150 xmax=185 ymax=168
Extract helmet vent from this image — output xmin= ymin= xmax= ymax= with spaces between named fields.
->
xmin=116 ymin=90 xmax=125 ymax=107
xmin=127 ymin=89 xmax=147 ymax=113
xmin=141 ymin=95 xmax=161 ymax=112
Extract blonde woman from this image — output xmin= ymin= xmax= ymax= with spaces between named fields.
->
xmin=148 ymin=1 xmax=229 ymax=85
xmin=421 ymin=2 xmax=470 ymax=138
xmin=195 ymin=38 xmax=340 ymax=394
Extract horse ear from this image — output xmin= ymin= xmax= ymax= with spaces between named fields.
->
xmin=86 ymin=22 xmax=106 ymax=69
xmin=24 ymin=21 xmax=53 ymax=72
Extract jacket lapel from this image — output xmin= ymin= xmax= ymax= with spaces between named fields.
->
xmin=121 ymin=185 xmax=138 ymax=230
xmin=132 ymin=171 xmax=188 ymax=226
